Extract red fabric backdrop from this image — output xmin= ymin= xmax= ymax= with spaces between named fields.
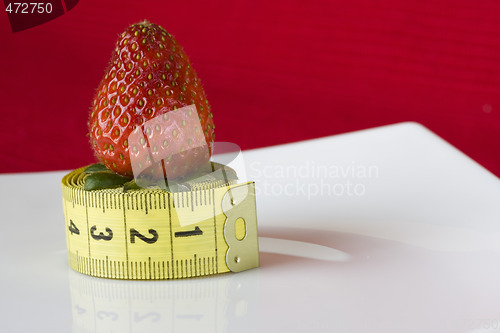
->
xmin=1 ymin=0 xmax=499 ymax=176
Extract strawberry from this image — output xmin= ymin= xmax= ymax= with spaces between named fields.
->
xmin=88 ymin=20 xmax=214 ymax=180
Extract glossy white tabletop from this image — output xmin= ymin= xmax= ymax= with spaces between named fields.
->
xmin=1 ymin=122 xmax=499 ymax=333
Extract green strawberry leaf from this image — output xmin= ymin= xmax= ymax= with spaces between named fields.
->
xmin=84 ymin=163 xmax=111 ymax=173
xmin=84 ymin=172 xmax=132 ymax=191
xmin=123 ymin=179 xmax=142 ymax=192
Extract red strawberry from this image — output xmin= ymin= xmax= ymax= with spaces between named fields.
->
xmin=88 ymin=20 xmax=214 ymax=179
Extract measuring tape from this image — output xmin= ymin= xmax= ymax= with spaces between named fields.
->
xmin=61 ymin=166 xmax=259 ymax=280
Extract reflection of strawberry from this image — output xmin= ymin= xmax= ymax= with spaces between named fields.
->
xmin=88 ymin=20 xmax=214 ymax=179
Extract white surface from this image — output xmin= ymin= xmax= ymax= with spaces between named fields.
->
xmin=1 ymin=122 xmax=500 ymax=333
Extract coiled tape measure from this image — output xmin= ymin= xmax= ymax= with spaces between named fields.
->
xmin=62 ymin=166 xmax=259 ymax=280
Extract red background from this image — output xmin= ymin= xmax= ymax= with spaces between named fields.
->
xmin=1 ymin=0 xmax=499 ymax=176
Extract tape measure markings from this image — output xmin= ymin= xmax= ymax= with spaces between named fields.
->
xmin=62 ymin=167 xmax=259 ymax=279
xmin=85 ymin=194 xmax=91 ymax=264
xmin=122 ymin=192 xmax=130 ymax=278
xmin=167 ymin=192 xmax=174 ymax=278
xmin=212 ymin=187 xmax=219 ymax=275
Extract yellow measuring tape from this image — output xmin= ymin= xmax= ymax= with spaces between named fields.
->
xmin=61 ymin=166 xmax=259 ymax=280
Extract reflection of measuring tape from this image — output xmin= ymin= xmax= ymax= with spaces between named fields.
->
xmin=61 ymin=166 xmax=259 ymax=280
xmin=69 ymin=268 xmax=259 ymax=333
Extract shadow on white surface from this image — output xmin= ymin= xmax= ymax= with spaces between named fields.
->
xmin=259 ymin=236 xmax=351 ymax=262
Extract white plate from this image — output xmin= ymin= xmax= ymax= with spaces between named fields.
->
xmin=1 ymin=122 xmax=499 ymax=333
